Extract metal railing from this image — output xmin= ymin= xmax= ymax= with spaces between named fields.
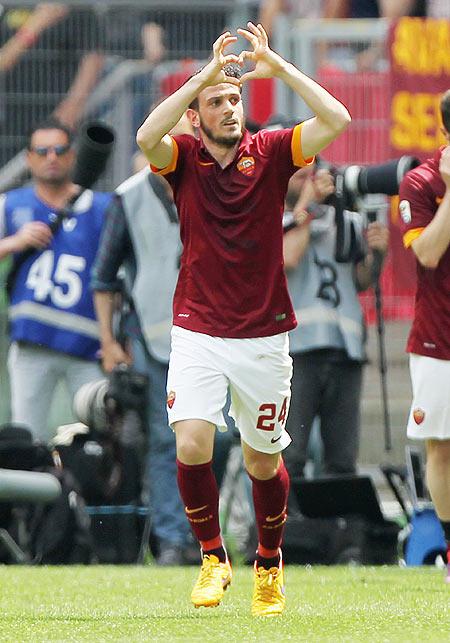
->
xmin=0 ymin=57 xmax=207 ymax=191
xmin=272 ymin=17 xmax=391 ymax=165
xmin=0 ymin=1 xmax=259 ymax=190
xmin=273 ymin=17 xmax=390 ymax=119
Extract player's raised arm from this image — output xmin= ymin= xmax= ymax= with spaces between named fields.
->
xmin=136 ymin=31 xmax=240 ymax=168
xmin=238 ymin=23 xmax=351 ymax=158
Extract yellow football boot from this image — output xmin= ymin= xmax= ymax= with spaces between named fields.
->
xmin=191 ymin=554 xmax=232 ymax=608
xmin=251 ymin=556 xmax=285 ymax=617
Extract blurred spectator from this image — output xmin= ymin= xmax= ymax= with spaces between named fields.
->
xmin=282 ymin=162 xmax=389 ymax=480
xmin=0 ymin=3 xmax=69 ymax=74
xmin=91 ymin=116 xmax=194 ymax=565
xmin=0 ymin=4 xmax=234 ymax=167
xmin=0 ymin=4 xmax=104 ymax=158
xmin=0 ymin=118 xmax=112 ymax=442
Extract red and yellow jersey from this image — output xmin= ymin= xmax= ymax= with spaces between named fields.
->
xmin=399 ymin=147 xmax=450 ymax=360
xmin=152 ymin=125 xmax=313 ymax=338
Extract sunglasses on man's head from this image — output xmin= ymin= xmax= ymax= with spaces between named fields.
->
xmin=29 ymin=144 xmax=71 ymax=157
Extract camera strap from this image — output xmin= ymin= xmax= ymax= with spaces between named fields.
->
xmin=333 ymin=173 xmax=349 ymax=263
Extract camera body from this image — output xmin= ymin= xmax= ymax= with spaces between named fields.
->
xmin=73 ymin=364 xmax=149 ymax=435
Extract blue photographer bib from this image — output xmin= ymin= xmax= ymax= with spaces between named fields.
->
xmin=4 ymin=187 xmax=112 ymax=360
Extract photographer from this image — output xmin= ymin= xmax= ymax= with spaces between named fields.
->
xmin=0 ymin=119 xmax=112 ymax=443
xmin=282 ymin=162 xmax=389 ymax=480
xmin=91 ymin=124 xmax=192 ymax=565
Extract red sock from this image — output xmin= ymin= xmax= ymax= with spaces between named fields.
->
xmin=176 ymin=459 xmax=221 ymax=547
xmin=248 ymin=459 xmax=290 ymax=555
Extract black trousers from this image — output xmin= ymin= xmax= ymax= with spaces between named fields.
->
xmin=284 ymin=350 xmax=363 ymax=478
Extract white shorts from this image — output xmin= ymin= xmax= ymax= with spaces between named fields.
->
xmin=166 ymin=326 xmax=293 ymax=454
xmin=406 ymin=354 xmax=450 ymax=440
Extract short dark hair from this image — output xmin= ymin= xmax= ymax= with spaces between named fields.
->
xmin=188 ymin=62 xmax=243 ymax=111
xmin=440 ymin=89 xmax=450 ymax=132
xmin=28 ymin=118 xmax=74 ymax=149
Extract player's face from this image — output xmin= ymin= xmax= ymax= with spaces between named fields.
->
xmin=27 ymin=128 xmax=75 ymax=186
xmin=196 ymin=83 xmax=244 ymax=148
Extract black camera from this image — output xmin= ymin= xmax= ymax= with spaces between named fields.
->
xmin=72 ymin=121 xmax=115 ymax=190
xmin=320 ymin=156 xmax=420 ymax=263
xmin=332 ymin=155 xmax=420 ymax=209
xmin=318 ymin=155 xmax=420 ymax=211
xmin=73 ymin=365 xmax=149 ymax=434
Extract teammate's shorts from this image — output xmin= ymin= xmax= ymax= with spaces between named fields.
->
xmin=166 ymin=326 xmax=293 ymax=454
xmin=406 ymin=353 xmax=450 ymax=440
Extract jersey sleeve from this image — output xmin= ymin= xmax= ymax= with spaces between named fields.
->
xmin=290 ymin=123 xmax=315 ymax=168
xmin=150 ymin=134 xmax=193 ymax=182
xmin=259 ymin=123 xmax=315 ymax=172
xmin=398 ymin=171 xmax=435 ymax=248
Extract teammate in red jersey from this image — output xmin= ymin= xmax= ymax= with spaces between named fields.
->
xmin=137 ymin=23 xmax=351 ymax=614
xmin=398 ymin=89 xmax=450 ymax=584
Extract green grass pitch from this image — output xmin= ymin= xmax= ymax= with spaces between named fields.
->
xmin=0 ymin=565 xmax=448 ymax=642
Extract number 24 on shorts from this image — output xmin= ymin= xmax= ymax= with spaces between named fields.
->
xmin=256 ymin=397 xmax=288 ymax=431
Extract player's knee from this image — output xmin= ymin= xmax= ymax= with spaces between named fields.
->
xmin=245 ymin=456 xmax=280 ymax=480
xmin=176 ymin=441 xmax=210 ymax=465
xmin=175 ymin=421 xmax=214 ymax=464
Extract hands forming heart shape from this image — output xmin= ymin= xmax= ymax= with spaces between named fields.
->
xmin=206 ymin=22 xmax=285 ymax=86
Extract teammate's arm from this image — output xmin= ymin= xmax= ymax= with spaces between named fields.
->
xmin=136 ymin=32 xmax=240 ymax=168
xmin=409 ymin=147 xmax=450 ymax=269
xmin=238 ymin=23 xmax=351 ymax=158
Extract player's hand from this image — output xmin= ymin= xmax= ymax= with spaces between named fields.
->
xmin=366 ymin=221 xmax=389 ymax=254
xmin=199 ymin=31 xmax=240 ymax=87
xmin=14 ymin=221 xmax=53 ymax=251
xmin=237 ymin=22 xmax=284 ymax=83
xmin=100 ymin=340 xmax=132 ymax=374
xmin=439 ymin=145 xmax=450 ymax=188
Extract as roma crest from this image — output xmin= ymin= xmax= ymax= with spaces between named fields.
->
xmin=413 ymin=408 xmax=425 ymax=425
xmin=167 ymin=391 xmax=176 ymax=409
xmin=237 ymin=156 xmax=255 ymax=176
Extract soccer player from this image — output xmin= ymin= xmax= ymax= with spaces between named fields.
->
xmin=137 ymin=23 xmax=351 ymax=615
xmin=398 ymin=89 xmax=450 ymax=584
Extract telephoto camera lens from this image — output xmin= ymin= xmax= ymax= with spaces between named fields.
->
xmin=343 ymin=155 xmax=420 ymax=198
xmin=73 ymin=379 xmax=110 ymax=433
xmin=72 ymin=121 xmax=115 ymax=190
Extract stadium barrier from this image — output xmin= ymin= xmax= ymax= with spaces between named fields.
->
xmin=0 ymin=0 xmax=258 ymax=189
